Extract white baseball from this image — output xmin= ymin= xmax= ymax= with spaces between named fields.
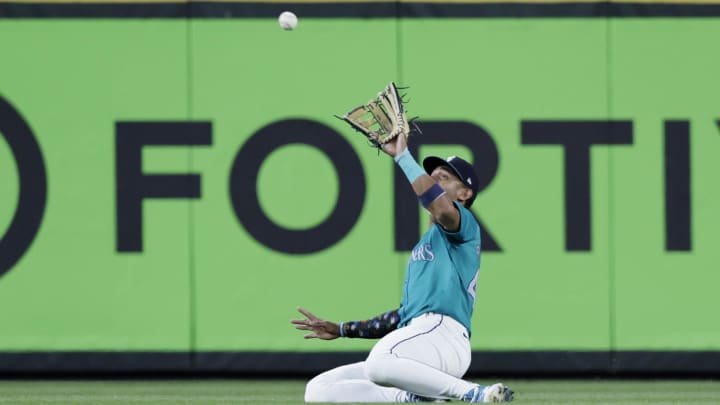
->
xmin=278 ymin=11 xmax=298 ymax=30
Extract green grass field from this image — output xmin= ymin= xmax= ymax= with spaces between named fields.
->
xmin=0 ymin=379 xmax=718 ymax=404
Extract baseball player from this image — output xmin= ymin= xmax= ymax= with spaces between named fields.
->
xmin=291 ymin=130 xmax=514 ymax=403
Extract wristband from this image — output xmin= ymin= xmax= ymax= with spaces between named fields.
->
xmin=394 ymin=149 xmax=424 ymax=183
xmin=419 ymin=183 xmax=446 ymax=208
xmin=338 ymin=321 xmax=345 ymax=337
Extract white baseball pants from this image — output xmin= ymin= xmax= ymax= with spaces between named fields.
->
xmin=304 ymin=312 xmax=477 ymax=402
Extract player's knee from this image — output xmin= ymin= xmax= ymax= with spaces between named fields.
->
xmin=304 ymin=375 xmax=329 ymax=403
xmin=364 ymin=357 xmax=392 ymax=386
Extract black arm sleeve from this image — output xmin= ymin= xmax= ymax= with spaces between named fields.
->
xmin=341 ymin=308 xmax=401 ymax=339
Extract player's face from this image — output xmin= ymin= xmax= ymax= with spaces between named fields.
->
xmin=431 ymin=166 xmax=470 ymax=202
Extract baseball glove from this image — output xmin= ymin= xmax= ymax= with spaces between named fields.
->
xmin=338 ymin=81 xmax=415 ymax=148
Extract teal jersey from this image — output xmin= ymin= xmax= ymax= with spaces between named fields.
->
xmin=398 ymin=202 xmax=481 ymax=334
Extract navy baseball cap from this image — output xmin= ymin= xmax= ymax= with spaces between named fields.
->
xmin=422 ymin=155 xmax=480 ymax=207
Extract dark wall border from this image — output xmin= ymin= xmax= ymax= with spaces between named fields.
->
xmin=1 ymin=351 xmax=720 ymax=377
xmin=1 ymin=2 xmax=720 ymax=18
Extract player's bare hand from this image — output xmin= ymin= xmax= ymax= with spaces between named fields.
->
xmin=291 ymin=307 xmax=341 ymax=340
xmin=381 ymin=132 xmax=408 ymax=158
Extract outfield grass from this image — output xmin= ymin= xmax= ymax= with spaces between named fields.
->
xmin=0 ymin=379 xmax=718 ymax=404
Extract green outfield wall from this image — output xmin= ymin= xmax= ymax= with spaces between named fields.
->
xmin=1 ymin=1 xmax=719 ymax=374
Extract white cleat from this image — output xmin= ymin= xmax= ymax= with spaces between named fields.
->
xmin=462 ymin=383 xmax=514 ymax=403
xmin=481 ymin=383 xmax=514 ymax=402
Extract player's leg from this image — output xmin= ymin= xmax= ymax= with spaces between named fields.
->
xmin=304 ymin=361 xmax=406 ymax=403
xmin=364 ymin=313 xmax=491 ymax=401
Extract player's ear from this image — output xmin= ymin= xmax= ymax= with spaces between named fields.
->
xmin=457 ymin=187 xmax=473 ymax=207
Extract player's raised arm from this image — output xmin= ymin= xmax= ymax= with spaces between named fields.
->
xmin=382 ymin=134 xmax=464 ymax=232
xmin=337 ymin=81 xmax=475 ymax=233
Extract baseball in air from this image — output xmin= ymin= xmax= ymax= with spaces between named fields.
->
xmin=278 ymin=11 xmax=298 ymax=30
